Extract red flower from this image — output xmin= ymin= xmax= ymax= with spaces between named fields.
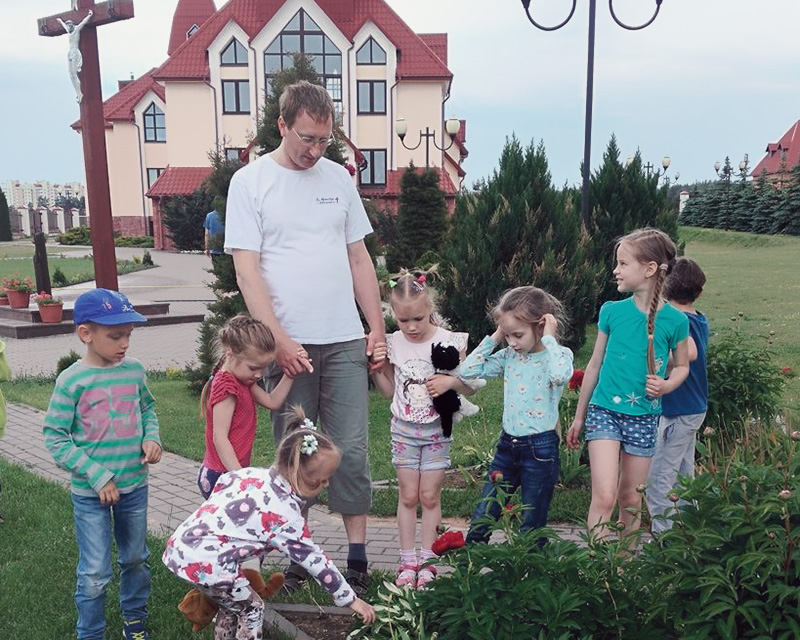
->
xmin=432 ymin=530 xmax=466 ymax=556
xmin=489 ymin=470 xmax=504 ymax=484
xmin=568 ymin=369 xmax=585 ymax=390
xmin=345 ymin=162 xmax=357 ymax=176
xmin=781 ymin=367 xmax=795 ymax=378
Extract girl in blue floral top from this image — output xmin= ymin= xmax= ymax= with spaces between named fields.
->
xmin=460 ymin=286 xmax=573 ymax=542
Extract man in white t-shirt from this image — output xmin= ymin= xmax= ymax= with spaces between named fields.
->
xmin=224 ymin=81 xmax=385 ymax=595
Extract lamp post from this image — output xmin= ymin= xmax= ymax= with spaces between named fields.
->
xmin=395 ymin=115 xmax=461 ymax=168
xmin=521 ymin=0 xmax=664 ymax=225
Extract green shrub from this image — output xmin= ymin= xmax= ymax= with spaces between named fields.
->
xmin=56 ymin=350 xmax=81 ymax=376
xmin=638 ymin=427 xmax=800 ymax=638
xmin=351 ymin=427 xmax=800 ymax=639
xmin=58 ymin=226 xmax=91 ymax=245
xmin=115 ymin=235 xmax=154 ymax=248
xmin=141 ymin=250 xmax=154 ymax=266
xmin=51 ymin=266 xmax=68 ymax=288
xmin=706 ymin=316 xmax=786 ymax=449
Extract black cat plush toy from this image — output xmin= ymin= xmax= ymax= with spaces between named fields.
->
xmin=430 ymin=341 xmax=462 ymax=438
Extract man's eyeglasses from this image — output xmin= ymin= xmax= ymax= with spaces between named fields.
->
xmin=291 ymin=128 xmax=335 ymax=148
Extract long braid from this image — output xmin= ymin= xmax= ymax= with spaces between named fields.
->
xmin=646 ymin=264 xmax=669 ymax=375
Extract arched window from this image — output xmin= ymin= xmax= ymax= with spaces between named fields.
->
xmin=221 ymin=38 xmax=248 ymax=66
xmin=143 ymin=103 xmax=166 ymax=143
xmin=264 ymin=9 xmax=342 ymax=112
xmin=356 ymin=37 xmax=386 ymax=65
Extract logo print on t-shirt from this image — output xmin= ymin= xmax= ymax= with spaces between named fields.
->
xmin=316 ymin=197 xmax=339 ymax=205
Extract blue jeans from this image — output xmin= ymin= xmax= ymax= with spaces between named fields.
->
xmin=466 ymin=430 xmax=560 ymax=544
xmin=72 ymin=485 xmax=151 ymax=640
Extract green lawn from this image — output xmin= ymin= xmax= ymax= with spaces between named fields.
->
xmin=680 ymin=227 xmax=800 ymax=411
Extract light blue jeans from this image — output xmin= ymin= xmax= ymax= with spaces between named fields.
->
xmin=646 ymin=413 xmax=705 ymax=536
xmin=72 ymin=484 xmax=151 ymax=640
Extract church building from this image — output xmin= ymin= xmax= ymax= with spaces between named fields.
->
xmin=74 ymin=0 xmax=467 ymax=249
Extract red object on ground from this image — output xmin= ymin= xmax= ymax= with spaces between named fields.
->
xmin=568 ymin=369 xmax=585 ymax=390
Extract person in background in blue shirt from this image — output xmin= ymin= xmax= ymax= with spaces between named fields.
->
xmin=203 ymin=209 xmax=225 ymax=267
xmin=459 ymin=286 xmax=574 ymax=543
xmin=646 ymin=258 xmax=709 ymax=537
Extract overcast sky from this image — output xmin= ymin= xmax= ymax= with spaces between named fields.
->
xmin=3 ymin=0 xmax=799 ymax=189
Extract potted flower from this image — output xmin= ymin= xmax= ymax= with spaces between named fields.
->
xmin=34 ymin=292 xmax=64 ymax=323
xmin=2 ymin=275 xmax=34 ymax=308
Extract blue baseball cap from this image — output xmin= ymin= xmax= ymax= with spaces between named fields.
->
xmin=73 ymin=288 xmax=148 ymax=326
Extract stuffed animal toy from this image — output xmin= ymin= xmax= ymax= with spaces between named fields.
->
xmin=178 ymin=569 xmax=285 ymax=632
xmin=430 ymin=342 xmax=463 ymax=438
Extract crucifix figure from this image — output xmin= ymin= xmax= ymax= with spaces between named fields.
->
xmin=38 ymin=0 xmax=135 ymax=291
xmin=58 ymin=10 xmax=93 ymax=102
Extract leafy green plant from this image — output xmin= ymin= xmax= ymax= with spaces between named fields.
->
xmin=347 ymin=581 xmax=427 ymax=640
xmin=56 ymin=350 xmax=81 ymax=376
xmin=706 ymin=316 xmax=786 ymax=448
xmin=51 ymin=266 xmax=68 ymax=287
xmin=559 ymin=443 xmax=589 ymax=488
xmin=115 ymin=235 xmax=154 ymax=248
xmin=638 ymin=427 xmax=800 ymax=638
xmin=57 ymin=225 xmax=91 ymax=245
xmin=141 ymin=250 xmax=154 ymax=266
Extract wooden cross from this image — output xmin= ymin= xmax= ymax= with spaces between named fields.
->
xmin=38 ymin=0 xmax=136 ymax=291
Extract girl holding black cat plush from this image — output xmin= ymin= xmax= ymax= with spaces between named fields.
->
xmin=459 ymin=286 xmax=574 ymax=544
xmin=371 ymin=268 xmax=479 ymax=589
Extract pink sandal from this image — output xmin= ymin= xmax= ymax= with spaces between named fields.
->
xmin=395 ymin=563 xmax=418 ymax=588
xmin=416 ymin=565 xmax=437 ymax=589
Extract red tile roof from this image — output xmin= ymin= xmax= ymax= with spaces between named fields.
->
xmin=751 ymin=119 xmax=800 ymax=177
xmin=145 ymin=166 xmax=213 ymax=198
xmin=71 ymin=69 xmax=165 ymax=131
xmin=154 ymin=0 xmax=451 ymax=81
xmin=169 ymin=0 xmax=217 ymax=56
xmin=418 ymin=33 xmax=447 ymax=66
xmin=361 ymin=166 xmax=457 ymax=198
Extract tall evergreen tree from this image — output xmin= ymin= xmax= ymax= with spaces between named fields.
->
xmin=0 ymin=188 xmax=12 ymax=241
xmin=385 ymin=162 xmax=448 ymax=272
xmin=438 ymin=137 xmax=600 ymax=351
xmin=772 ymin=161 xmax=800 ymax=235
xmin=731 ymin=179 xmax=757 ymax=232
xmin=750 ymin=172 xmax=779 ymax=235
xmin=584 ymin=137 xmax=678 ymax=308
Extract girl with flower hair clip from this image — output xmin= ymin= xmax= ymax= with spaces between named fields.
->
xmin=164 ymin=407 xmax=375 ymax=638
xmin=371 ymin=266 xmax=482 ymax=589
xmin=566 ymin=228 xmax=690 ymax=543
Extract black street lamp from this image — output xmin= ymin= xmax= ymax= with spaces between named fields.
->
xmin=395 ymin=116 xmax=461 ymax=168
xmin=521 ymin=0 xmax=664 ymax=224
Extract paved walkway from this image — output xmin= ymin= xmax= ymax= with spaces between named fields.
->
xmin=0 ymin=248 xmax=584 ymax=573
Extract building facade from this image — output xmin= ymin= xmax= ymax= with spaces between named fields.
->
xmin=75 ymin=0 xmax=467 ymax=249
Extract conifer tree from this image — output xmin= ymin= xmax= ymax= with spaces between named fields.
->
xmin=749 ymin=171 xmax=776 ymax=234
xmin=0 ymin=188 xmax=12 ymax=241
xmin=385 ymin=162 xmax=448 ymax=272
xmin=584 ymin=137 xmax=678 ymax=308
xmin=772 ymin=161 xmax=800 ymax=235
xmin=731 ymin=179 xmax=757 ymax=232
xmin=438 ymin=137 xmax=600 ymax=351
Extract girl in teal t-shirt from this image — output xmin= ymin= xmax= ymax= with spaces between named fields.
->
xmin=567 ymin=228 xmax=690 ymax=542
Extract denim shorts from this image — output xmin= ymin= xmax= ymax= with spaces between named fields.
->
xmin=585 ymin=404 xmax=659 ymax=457
xmin=391 ymin=417 xmax=451 ymax=472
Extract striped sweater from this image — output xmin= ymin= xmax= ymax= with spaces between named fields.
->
xmin=43 ymin=358 xmax=160 ymax=497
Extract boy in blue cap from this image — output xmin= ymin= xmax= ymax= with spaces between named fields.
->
xmin=43 ymin=288 xmax=161 ymax=640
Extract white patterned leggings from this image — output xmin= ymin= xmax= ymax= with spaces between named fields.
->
xmin=196 ymin=582 xmax=264 ymax=640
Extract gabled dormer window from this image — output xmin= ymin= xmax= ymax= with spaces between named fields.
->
xmin=143 ymin=103 xmax=166 ymax=143
xmin=221 ymin=38 xmax=248 ymax=66
xmin=187 ymin=24 xmax=199 ymax=38
xmin=356 ymin=37 xmax=386 ymax=65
